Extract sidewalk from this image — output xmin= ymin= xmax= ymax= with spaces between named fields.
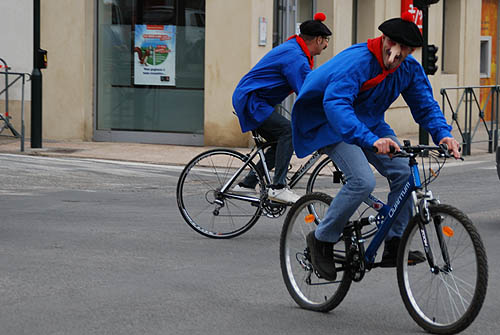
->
xmin=0 ymin=137 xmax=214 ymax=166
xmin=0 ymin=130 xmax=495 ymax=167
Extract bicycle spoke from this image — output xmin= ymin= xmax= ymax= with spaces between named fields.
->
xmin=189 ymin=202 xmax=216 ymax=220
xmin=438 ymin=273 xmax=469 ymax=312
xmin=280 ymin=193 xmax=352 ymax=312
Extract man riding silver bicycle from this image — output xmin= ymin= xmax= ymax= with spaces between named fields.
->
xmin=232 ymin=13 xmax=332 ymax=204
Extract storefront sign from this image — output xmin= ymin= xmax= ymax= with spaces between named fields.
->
xmin=134 ymin=24 xmax=176 ymax=86
xmin=401 ymin=0 xmax=423 ymax=33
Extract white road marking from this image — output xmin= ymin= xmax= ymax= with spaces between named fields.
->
xmin=0 ymin=153 xmax=184 ymax=171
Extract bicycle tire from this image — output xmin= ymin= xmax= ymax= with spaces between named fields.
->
xmin=176 ymin=149 xmax=265 ymax=239
xmin=280 ymin=192 xmax=352 ymax=312
xmin=306 ymin=157 xmax=343 ymax=194
xmin=397 ymin=204 xmax=488 ymax=334
xmin=307 ymin=157 xmax=378 ymax=240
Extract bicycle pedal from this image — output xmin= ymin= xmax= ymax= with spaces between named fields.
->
xmin=407 ymin=259 xmax=425 ymax=266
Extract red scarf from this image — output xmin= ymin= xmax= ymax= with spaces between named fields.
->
xmin=287 ymin=35 xmax=314 ymax=69
xmin=360 ymin=36 xmax=400 ymax=92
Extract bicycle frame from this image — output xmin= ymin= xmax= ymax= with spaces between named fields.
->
xmin=357 ymin=156 xmax=427 ymax=265
xmin=216 ymin=145 xmax=269 ymax=205
xmin=288 ymin=151 xmax=323 ymax=188
xmin=217 ymin=136 xmax=324 ymax=204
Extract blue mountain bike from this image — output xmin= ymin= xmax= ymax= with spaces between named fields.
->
xmin=279 ymin=141 xmax=488 ymax=334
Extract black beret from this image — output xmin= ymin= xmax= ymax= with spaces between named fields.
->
xmin=378 ymin=17 xmax=423 ymax=47
xmin=300 ymin=12 xmax=332 ymax=37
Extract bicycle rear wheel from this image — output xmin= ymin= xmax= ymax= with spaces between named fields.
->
xmin=397 ymin=204 xmax=488 ymax=334
xmin=280 ymin=192 xmax=352 ymax=312
xmin=176 ymin=149 xmax=265 ymax=238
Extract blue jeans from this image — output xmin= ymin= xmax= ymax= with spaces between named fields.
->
xmin=241 ymin=110 xmax=293 ymax=188
xmin=315 ymin=137 xmax=412 ymax=243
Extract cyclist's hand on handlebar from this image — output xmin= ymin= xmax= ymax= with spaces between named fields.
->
xmin=373 ymin=138 xmax=400 ymax=156
xmin=439 ymin=137 xmax=461 ymax=159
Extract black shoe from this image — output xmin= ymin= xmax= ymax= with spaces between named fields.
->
xmin=306 ymin=231 xmax=337 ymax=281
xmin=380 ymin=237 xmax=426 ymax=268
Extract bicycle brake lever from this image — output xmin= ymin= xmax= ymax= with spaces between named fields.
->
xmin=372 ymin=146 xmax=398 ymax=154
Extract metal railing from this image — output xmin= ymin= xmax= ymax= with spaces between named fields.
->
xmin=441 ymin=85 xmax=499 ymax=156
xmin=0 ymin=57 xmax=28 ymax=151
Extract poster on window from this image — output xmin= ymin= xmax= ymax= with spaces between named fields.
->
xmin=134 ymin=24 xmax=176 ymax=86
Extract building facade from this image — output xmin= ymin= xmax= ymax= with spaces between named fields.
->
xmin=0 ymin=0 xmax=491 ymax=147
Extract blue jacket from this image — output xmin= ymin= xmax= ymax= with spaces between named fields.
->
xmin=291 ymin=43 xmax=453 ymax=158
xmin=232 ymin=38 xmax=312 ymax=132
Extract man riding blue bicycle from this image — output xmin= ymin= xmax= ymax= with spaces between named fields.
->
xmin=291 ymin=13 xmax=461 ymax=280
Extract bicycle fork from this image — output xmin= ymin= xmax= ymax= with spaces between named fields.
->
xmin=412 ymin=191 xmax=452 ymax=274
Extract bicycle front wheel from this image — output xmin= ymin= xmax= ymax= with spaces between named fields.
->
xmin=397 ymin=204 xmax=488 ymax=334
xmin=176 ymin=149 xmax=265 ymax=238
xmin=280 ymin=192 xmax=352 ymax=312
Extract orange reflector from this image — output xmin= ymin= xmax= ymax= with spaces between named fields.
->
xmin=304 ymin=214 xmax=315 ymax=223
xmin=442 ymin=225 xmax=454 ymax=237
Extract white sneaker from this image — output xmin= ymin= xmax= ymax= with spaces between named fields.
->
xmin=267 ymin=187 xmax=301 ymax=204
xmin=232 ymin=184 xmax=257 ymax=194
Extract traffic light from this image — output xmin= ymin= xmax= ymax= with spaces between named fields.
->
xmin=425 ymin=44 xmax=439 ymax=75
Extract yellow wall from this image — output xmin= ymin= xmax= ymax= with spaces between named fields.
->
xmin=315 ymin=0 xmax=353 ymax=65
xmin=4 ymin=0 xmax=480 ymax=146
xmin=480 ymin=0 xmax=498 ymax=120
xmin=204 ymin=0 xmax=273 ymax=147
xmin=41 ymin=0 xmax=94 ymax=141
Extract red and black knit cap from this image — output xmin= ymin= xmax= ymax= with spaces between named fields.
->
xmin=378 ymin=12 xmax=423 ymax=47
xmin=300 ymin=12 xmax=332 ymax=36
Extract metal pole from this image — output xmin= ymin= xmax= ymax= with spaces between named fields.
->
xmin=21 ymin=74 xmax=25 ymax=152
xmin=2 ymin=59 xmax=8 ymax=119
xmin=463 ymin=87 xmax=469 ymax=156
xmin=419 ymin=5 xmax=430 ymax=145
xmin=464 ymin=88 xmax=470 ymax=156
xmin=489 ymin=87 xmax=494 ymax=153
xmin=31 ymin=0 xmax=42 ymax=148
xmin=496 ymin=86 xmax=499 ymax=151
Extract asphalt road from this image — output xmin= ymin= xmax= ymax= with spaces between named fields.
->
xmin=0 ymin=153 xmax=498 ymax=335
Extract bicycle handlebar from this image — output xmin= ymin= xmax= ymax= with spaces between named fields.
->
xmin=373 ymin=143 xmax=458 ymax=159
xmin=393 ymin=144 xmax=454 ymax=159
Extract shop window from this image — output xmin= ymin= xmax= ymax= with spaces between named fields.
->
xmin=96 ymin=0 xmax=205 ymax=142
xmin=480 ymin=36 xmax=492 ymax=78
